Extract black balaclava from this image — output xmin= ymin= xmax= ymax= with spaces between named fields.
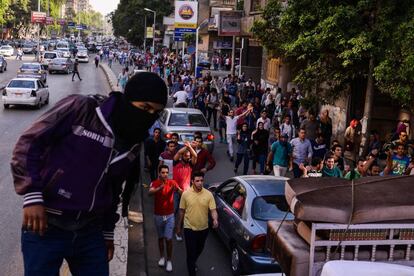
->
xmin=111 ymin=72 xmax=168 ymax=147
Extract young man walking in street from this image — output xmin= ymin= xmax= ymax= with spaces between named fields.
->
xmin=149 ymin=165 xmax=182 ymax=272
xmin=290 ymin=128 xmax=313 ymax=178
xmin=71 ymin=58 xmax=82 ymax=81
xmin=226 ymin=107 xmax=253 ymax=162
xmin=176 ymin=172 xmax=218 ymax=276
xmin=144 ymin=128 xmax=166 ymax=181
xmin=173 ymin=141 xmax=197 ymax=241
xmin=12 ymin=72 xmax=168 ymax=275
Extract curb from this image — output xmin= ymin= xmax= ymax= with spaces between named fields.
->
xmin=99 ymin=63 xmax=120 ymax=92
xmin=99 ymin=61 xmax=147 ymax=276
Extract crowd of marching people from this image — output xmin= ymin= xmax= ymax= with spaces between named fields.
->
xmin=101 ymin=47 xmax=414 ymax=275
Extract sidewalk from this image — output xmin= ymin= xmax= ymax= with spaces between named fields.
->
xmin=100 ymin=60 xmax=147 ymax=276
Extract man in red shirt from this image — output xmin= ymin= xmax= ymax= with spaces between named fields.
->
xmin=193 ymin=136 xmax=216 ymax=174
xmin=173 ymin=141 xmax=197 ymax=240
xmin=149 ymin=165 xmax=182 ymax=272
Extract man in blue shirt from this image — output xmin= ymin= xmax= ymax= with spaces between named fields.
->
xmin=267 ymin=134 xmax=292 ymax=176
xmin=384 ymin=143 xmax=411 ymax=176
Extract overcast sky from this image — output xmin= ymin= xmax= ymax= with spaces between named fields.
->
xmin=89 ymin=0 xmax=120 ymax=16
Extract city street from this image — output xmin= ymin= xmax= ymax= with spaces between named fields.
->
xmin=0 ymin=55 xmax=110 ymax=276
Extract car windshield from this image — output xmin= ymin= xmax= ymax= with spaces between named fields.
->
xmin=23 ymin=44 xmax=33 ymax=48
xmin=53 ymin=58 xmax=68 ymax=64
xmin=1 ymin=46 xmax=11 ymax=49
xmin=169 ymin=113 xmax=208 ymax=127
xmin=8 ymin=80 xmax=35 ymax=89
xmin=78 ymin=47 xmax=87 ymax=50
xmin=44 ymin=53 xmax=57 ymax=59
xmin=252 ymin=195 xmax=291 ymax=221
xmin=21 ymin=64 xmax=40 ymax=70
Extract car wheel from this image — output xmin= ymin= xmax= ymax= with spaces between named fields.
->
xmin=4 ymin=104 xmax=10 ymax=109
xmin=37 ymin=100 xmax=42 ymax=109
xmin=49 ymin=70 xmax=53 ymax=74
xmin=45 ymin=95 xmax=49 ymax=105
xmin=231 ymin=245 xmax=243 ymax=276
xmin=0 ymin=68 xmax=3 ymax=73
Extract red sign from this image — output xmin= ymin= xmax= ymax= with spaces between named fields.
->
xmin=31 ymin=12 xmax=47 ymax=24
xmin=46 ymin=17 xmax=55 ymax=25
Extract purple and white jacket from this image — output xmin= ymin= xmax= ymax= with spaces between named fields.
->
xmin=11 ymin=92 xmax=140 ymax=240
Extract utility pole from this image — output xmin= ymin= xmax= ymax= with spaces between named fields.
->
xmin=144 ymin=8 xmax=156 ymax=54
xmin=37 ymin=0 xmax=41 ymax=61
xmin=230 ymin=0 xmax=238 ymax=76
xmin=144 ymin=15 xmax=147 ymax=52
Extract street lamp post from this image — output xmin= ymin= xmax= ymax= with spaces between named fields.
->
xmin=144 ymin=8 xmax=156 ymax=54
xmin=195 ymin=19 xmax=209 ymax=77
xmin=37 ymin=0 xmax=41 ymax=61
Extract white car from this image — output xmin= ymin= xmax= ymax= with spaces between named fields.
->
xmin=42 ymin=51 xmax=61 ymax=68
xmin=57 ymin=47 xmax=71 ymax=58
xmin=2 ymin=78 xmax=49 ymax=109
xmin=0 ymin=45 xmax=14 ymax=57
xmin=76 ymin=47 xmax=89 ymax=63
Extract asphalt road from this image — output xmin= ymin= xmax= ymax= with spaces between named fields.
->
xmin=107 ymin=61 xmax=235 ymax=276
xmin=0 ymin=54 xmax=110 ymax=276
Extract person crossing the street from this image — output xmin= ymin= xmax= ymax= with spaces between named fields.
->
xmin=149 ymin=165 xmax=182 ymax=272
xmin=176 ymin=172 xmax=218 ymax=276
xmin=71 ymin=58 xmax=82 ymax=82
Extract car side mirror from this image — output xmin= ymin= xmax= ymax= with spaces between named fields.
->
xmin=209 ymin=186 xmax=217 ymax=193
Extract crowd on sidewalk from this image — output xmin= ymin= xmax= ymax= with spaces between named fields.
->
xmin=104 ymin=47 xmax=414 ymax=275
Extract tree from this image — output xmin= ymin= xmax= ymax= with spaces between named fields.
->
xmin=111 ymin=0 xmax=173 ymax=47
xmin=252 ymin=0 xmax=414 ymax=152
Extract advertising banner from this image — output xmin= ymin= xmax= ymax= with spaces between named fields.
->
xmin=218 ymin=10 xmax=242 ymax=36
xmin=31 ymin=12 xmax=47 ymax=24
xmin=46 ymin=17 xmax=54 ymax=25
xmin=146 ymin=27 xmax=154 ymax=39
xmin=174 ymin=1 xmax=198 ymax=29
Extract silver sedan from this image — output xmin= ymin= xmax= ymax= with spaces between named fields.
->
xmin=48 ymin=58 xmax=74 ymax=74
xmin=157 ymin=108 xmax=215 ymax=152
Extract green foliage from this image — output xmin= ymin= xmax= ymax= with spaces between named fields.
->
xmin=252 ymin=0 xmax=414 ymax=107
xmin=111 ymin=0 xmax=173 ymax=47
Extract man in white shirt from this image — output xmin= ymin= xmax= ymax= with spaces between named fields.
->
xmin=256 ymin=110 xmax=271 ymax=131
xmin=280 ymin=115 xmax=296 ymax=142
xmin=226 ymin=107 xmax=253 ymax=162
xmin=173 ymin=89 xmax=188 ymax=108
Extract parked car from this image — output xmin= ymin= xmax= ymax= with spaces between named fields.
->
xmin=0 ymin=55 xmax=7 ymax=73
xmin=42 ymin=51 xmax=60 ymax=69
xmin=76 ymin=46 xmax=89 ymax=63
xmin=48 ymin=58 xmax=74 ymax=74
xmin=17 ymin=63 xmax=47 ymax=83
xmin=0 ymin=45 xmax=14 ymax=57
xmin=208 ymin=175 xmax=293 ymax=275
xmin=157 ymin=108 xmax=215 ymax=152
xmin=2 ymin=78 xmax=49 ymax=109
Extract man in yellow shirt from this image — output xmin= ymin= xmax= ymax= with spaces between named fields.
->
xmin=176 ymin=171 xmax=218 ymax=276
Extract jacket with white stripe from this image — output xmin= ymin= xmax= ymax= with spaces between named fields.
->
xmin=11 ymin=92 xmax=140 ymax=240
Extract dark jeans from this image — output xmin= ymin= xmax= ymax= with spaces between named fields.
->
xmin=292 ymin=162 xmax=303 ymax=178
xmin=184 ymin=228 xmax=209 ymax=276
xmin=122 ymin=157 xmax=140 ymax=217
xmin=21 ymin=222 xmax=108 ymax=276
xmin=207 ymin=107 xmax=217 ymax=129
xmin=72 ymin=71 xmax=81 ymax=80
xmin=252 ymin=154 xmax=266 ymax=174
xmin=235 ymin=152 xmax=250 ymax=175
